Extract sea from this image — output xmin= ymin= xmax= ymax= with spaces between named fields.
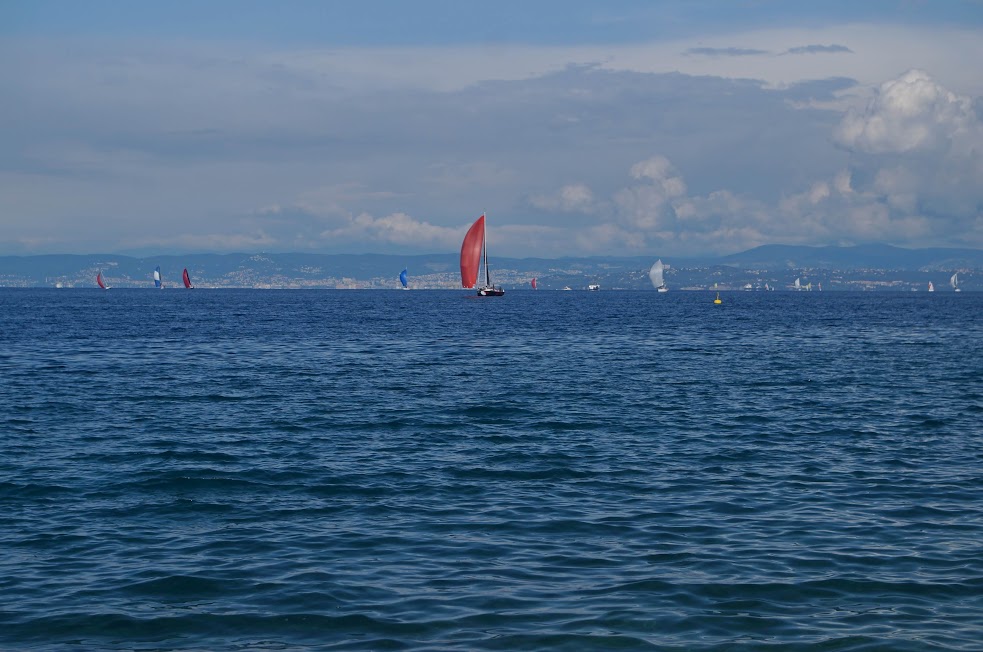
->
xmin=1 ymin=288 xmax=981 ymax=651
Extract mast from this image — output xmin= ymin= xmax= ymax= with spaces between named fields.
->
xmin=483 ymin=228 xmax=491 ymax=287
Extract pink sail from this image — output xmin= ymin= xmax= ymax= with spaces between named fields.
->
xmin=182 ymin=268 xmax=194 ymax=289
xmin=460 ymin=214 xmax=485 ymax=288
xmin=96 ymin=272 xmax=106 ymax=289
xmin=531 ymin=277 xmax=537 ymax=290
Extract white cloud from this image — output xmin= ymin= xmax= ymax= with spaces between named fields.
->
xmin=613 ymin=156 xmax=686 ymax=231
xmin=835 ymin=69 xmax=980 ymax=154
xmin=318 ymin=212 xmax=462 ymax=250
xmin=529 ymin=183 xmax=595 ymax=213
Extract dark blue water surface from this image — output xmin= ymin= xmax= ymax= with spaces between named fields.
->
xmin=1 ymin=288 xmax=981 ymax=651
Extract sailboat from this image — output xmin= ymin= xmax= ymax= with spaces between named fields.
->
xmin=182 ymin=268 xmax=195 ymax=289
xmin=531 ymin=277 xmax=537 ymax=290
xmin=96 ymin=271 xmax=110 ymax=290
xmin=951 ymin=273 xmax=961 ymax=292
xmin=649 ymin=259 xmax=668 ymax=292
xmin=928 ymin=281 xmax=935 ymax=292
xmin=399 ymin=268 xmax=409 ymax=290
xmin=154 ymin=266 xmax=163 ymax=289
xmin=794 ymin=277 xmax=801 ymax=291
xmin=460 ymin=213 xmax=504 ymax=297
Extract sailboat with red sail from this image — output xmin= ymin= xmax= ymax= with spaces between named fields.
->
xmin=96 ymin=271 xmax=109 ymax=290
xmin=182 ymin=268 xmax=195 ymax=289
xmin=460 ymin=213 xmax=504 ymax=297
xmin=531 ymin=277 xmax=537 ymax=290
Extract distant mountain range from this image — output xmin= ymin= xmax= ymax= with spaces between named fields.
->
xmin=1 ymin=244 xmax=979 ymax=290
xmin=714 ymin=244 xmax=983 ymax=270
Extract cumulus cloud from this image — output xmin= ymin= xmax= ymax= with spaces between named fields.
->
xmin=318 ymin=212 xmax=462 ymax=250
xmin=613 ymin=156 xmax=687 ymax=231
xmin=529 ymin=183 xmax=596 ymax=213
xmin=826 ymin=70 xmax=983 ymax=245
xmin=835 ymin=69 xmax=980 ymax=154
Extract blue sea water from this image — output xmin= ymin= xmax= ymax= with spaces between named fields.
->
xmin=1 ymin=288 xmax=981 ymax=651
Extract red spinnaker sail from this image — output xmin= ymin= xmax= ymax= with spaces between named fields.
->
xmin=96 ymin=272 xmax=106 ymax=289
xmin=460 ymin=214 xmax=485 ymax=288
xmin=182 ymin=268 xmax=192 ymax=289
xmin=531 ymin=277 xmax=537 ymax=290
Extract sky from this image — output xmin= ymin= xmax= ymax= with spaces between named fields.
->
xmin=2 ymin=0 xmax=983 ymax=257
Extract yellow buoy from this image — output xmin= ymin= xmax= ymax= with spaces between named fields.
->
xmin=713 ymin=291 xmax=722 ymax=304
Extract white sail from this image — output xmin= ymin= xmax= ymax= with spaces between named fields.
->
xmin=649 ymin=259 xmax=667 ymax=291
xmin=928 ymin=281 xmax=934 ymax=292
xmin=794 ymin=278 xmax=801 ymax=290
xmin=950 ymin=273 xmax=959 ymax=291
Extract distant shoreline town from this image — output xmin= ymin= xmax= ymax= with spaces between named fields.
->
xmin=1 ymin=244 xmax=979 ymax=292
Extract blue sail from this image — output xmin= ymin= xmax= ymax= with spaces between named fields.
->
xmin=153 ymin=265 xmax=162 ymax=288
xmin=399 ymin=268 xmax=408 ymax=289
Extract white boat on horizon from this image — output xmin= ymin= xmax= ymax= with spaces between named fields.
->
xmin=649 ymin=259 xmax=668 ymax=292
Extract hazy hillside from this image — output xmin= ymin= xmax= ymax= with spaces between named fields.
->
xmin=1 ymin=245 xmax=978 ymax=290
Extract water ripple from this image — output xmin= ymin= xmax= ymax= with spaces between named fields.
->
xmin=1 ymin=289 xmax=981 ymax=650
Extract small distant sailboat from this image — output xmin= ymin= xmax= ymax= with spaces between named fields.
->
xmin=649 ymin=259 xmax=668 ymax=292
xmin=154 ymin=266 xmax=163 ymax=289
xmin=96 ymin=271 xmax=110 ymax=290
xmin=531 ymin=277 xmax=537 ymax=290
xmin=951 ymin=273 xmax=961 ymax=292
xmin=182 ymin=268 xmax=195 ymax=289
xmin=928 ymin=281 xmax=935 ymax=292
xmin=399 ymin=268 xmax=409 ymax=290
xmin=460 ymin=213 xmax=504 ymax=297
xmin=714 ymin=292 xmax=722 ymax=304
xmin=794 ymin=277 xmax=801 ymax=291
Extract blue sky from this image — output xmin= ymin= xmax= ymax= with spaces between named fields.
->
xmin=2 ymin=0 xmax=982 ymax=256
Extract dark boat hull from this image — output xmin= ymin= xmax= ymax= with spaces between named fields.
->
xmin=477 ymin=287 xmax=505 ymax=297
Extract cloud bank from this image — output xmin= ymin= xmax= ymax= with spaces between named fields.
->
xmin=1 ymin=27 xmax=981 ymax=257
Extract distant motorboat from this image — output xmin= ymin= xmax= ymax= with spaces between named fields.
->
xmin=588 ymin=284 xmax=600 ymax=291
xmin=562 ymin=286 xmax=572 ymax=291
xmin=649 ymin=259 xmax=668 ymax=292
